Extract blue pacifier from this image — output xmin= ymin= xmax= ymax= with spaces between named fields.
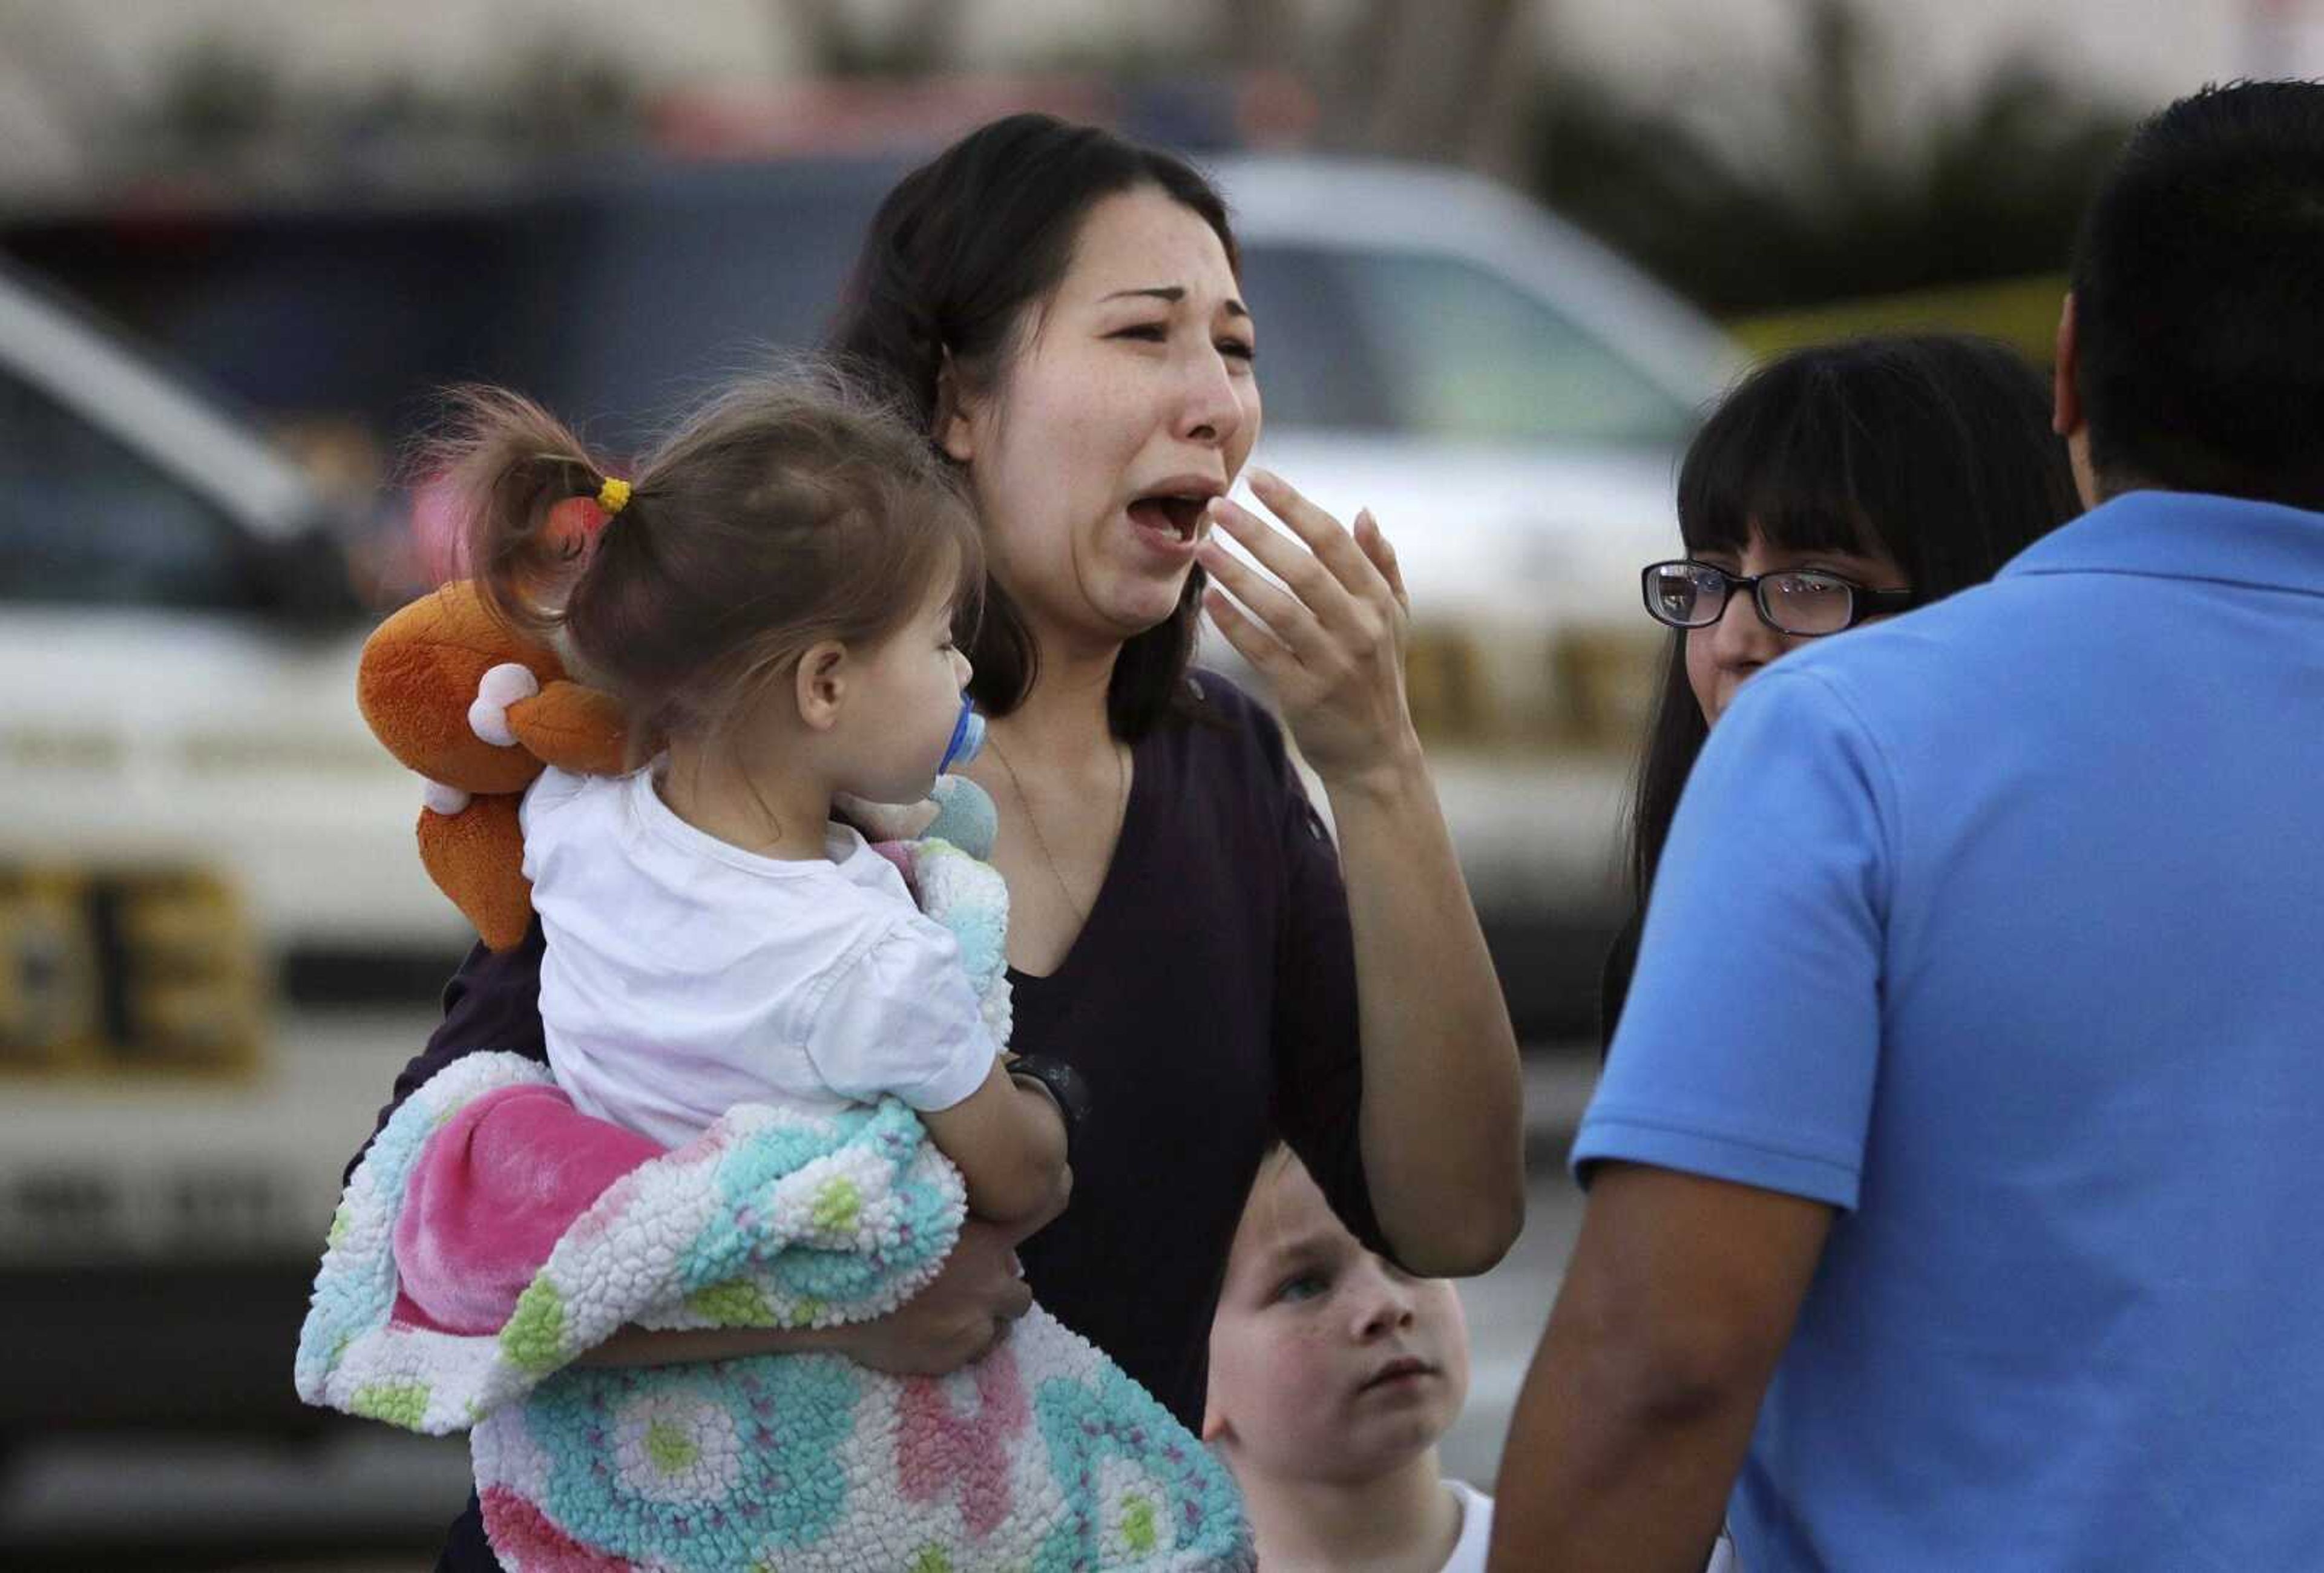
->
xmin=939 ymin=694 xmax=985 ymax=773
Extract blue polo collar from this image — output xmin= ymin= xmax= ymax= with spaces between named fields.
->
xmin=2004 ymin=488 xmax=2324 ymax=598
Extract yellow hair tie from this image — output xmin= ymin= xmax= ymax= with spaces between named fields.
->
xmin=596 ymin=476 xmax=632 ymax=516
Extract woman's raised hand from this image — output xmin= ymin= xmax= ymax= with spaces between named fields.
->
xmin=1198 ymin=469 xmax=1419 ymax=792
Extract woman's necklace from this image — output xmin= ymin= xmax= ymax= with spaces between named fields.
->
xmin=987 ymin=730 xmax=1128 ymax=931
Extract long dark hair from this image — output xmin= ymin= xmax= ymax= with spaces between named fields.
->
xmin=440 ymin=367 xmax=981 ymax=766
xmin=827 ymin=112 xmax=1239 ymax=740
xmin=1617 ymin=335 xmax=2079 ymax=1017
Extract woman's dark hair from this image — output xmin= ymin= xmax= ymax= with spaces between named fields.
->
xmin=1615 ymin=335 xmax=2080 ymax=1025
xmin=827 ymin=112 xmax=1239 ymax=740
xmin=2071 ymin=80 xmax=2324 ymax=510
xmin=439 ymin=364 xmax=982 ymax=766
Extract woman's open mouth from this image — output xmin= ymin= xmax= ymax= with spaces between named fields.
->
xmin=1124 ymin=485 xmax=1219 ymax=559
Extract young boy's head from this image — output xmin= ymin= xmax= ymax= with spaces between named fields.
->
xmin=1203 ymin=1146 xmax=1472 ymax=1485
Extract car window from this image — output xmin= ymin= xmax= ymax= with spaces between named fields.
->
xmin=1240 ymin=244 xmax=1696 ymax=446
xmin=1233 ymin=244 xmax=1399 ymax=431
xmin=0 ymin=366 xmax=254 ymax=609
xmin=4 ymin=170 xmax=893 ymax=455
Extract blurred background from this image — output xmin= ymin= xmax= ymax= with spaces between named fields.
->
xmin=0 ymin=1 xmax=2313 ymax=1566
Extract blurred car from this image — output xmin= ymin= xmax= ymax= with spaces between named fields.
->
xmin=0 ymin=264 xmax=479 ymax=1446
xmin=0 ymin=263 xmax=468 ymax=990
xmin=4 ymin=151 xmax=1739 ymax=1031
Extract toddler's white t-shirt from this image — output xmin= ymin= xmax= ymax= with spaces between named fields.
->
xmin=520 ymin=765 xmax=999 ymax=1148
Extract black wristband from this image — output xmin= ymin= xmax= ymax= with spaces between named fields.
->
xmin=1007 ymin=1054 xmax=1091 ymax=1158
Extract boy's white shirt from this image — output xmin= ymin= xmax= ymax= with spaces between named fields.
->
xmin=522 ymin=765 xmax=999 ymax=1148
xmin=1439 ymin=1480 xmax=1494 ymax=1573
xmin=1437 ymin=1482 xmax=1737 ymax=1572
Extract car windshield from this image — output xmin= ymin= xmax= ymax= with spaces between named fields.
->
xmin=1235 ymin=244 xmax=1699 ymax=446
xmin=0 ymin=363 xmax=255 ymax=609
xmin=3 ymin=166 xmax=892 ymax=453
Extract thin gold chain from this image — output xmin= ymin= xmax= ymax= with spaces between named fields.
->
xmin=987 ymin=731 xmax=1127 ymax=931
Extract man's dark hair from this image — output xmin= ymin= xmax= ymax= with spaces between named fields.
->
xmin=2072 ymin=80 xmax=2324 ymax=510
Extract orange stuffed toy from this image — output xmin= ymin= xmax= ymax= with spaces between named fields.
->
xmin=356 ymin=578 xmax=629 ymax=951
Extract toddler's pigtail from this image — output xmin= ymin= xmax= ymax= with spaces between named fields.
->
xmin=429 ymin=384 xmax=623 ymax=641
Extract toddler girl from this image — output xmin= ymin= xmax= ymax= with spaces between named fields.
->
xmin=448 ymin=370 xmax=1072 ymax=1224
xmin=361 ymin=372 xmax=1250 ymax=1566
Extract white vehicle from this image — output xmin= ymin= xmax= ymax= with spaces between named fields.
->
xmin=0 ymin=264 xmax=493 ymax=1037
xmin=0 ymin=266 xmax=471 ymax=1446
xmin=0 ymin=264 xmax=471 ymax=1031
xmin=0 ymin=266 xmax=469 ymax=998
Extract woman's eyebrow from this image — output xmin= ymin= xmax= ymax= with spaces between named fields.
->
xmin=1101 ymin=284 xmax=1249 ymax=319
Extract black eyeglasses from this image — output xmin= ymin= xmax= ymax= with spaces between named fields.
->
xmin=1640 ymin=560 xmax=1920 ymax=637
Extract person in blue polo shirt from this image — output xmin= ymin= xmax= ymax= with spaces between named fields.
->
xmin=1490 ymin=80 xmax=2324 ymax=1573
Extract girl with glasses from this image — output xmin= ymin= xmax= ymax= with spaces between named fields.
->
xmin=1603 ymin=335 xmax=2081 ymax=1049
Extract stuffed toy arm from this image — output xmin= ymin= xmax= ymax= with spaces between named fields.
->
xmin=504 ymin=676 xmax=632 ymax=778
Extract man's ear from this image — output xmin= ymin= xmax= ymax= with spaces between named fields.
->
xmin=936 ymin=352 xmax=977 ymax=465
xmin=794 ymin=641 xmax=849 ymax=732
xmin=2052 ymin=293 xmax=2105 ymax=507
xmin=2052 ymin=292 xmax=2083 ymax=440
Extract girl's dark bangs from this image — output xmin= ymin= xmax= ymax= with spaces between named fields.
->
xmin=1676 ymin=370 xmax=1885 ymax=559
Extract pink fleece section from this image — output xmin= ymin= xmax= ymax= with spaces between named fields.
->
xmin=390 ymin=1083 xmax=663 ymax=1335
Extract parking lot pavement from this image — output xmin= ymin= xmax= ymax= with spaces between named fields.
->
xmin=1441 ymin=1049 xmax=1595 ymax=1488
xmin=0 ymin=1427 xmax=471 ymax=1571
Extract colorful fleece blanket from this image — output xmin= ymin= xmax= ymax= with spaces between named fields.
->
xmin=295 ymin=830 xmax=1253 ymax=1571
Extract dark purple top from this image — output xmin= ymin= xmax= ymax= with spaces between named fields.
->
xmin=362 ymin=675 xmax=1382 ymax=1569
